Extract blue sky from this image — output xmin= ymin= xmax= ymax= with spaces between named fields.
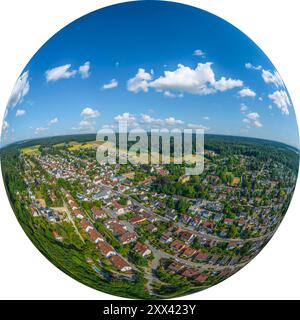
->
xmin=1 ymin=0 xmax=299 ymax=148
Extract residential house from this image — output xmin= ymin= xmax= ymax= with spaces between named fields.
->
xmin=97 ymin=241 xmax=116 ymax=258
xmin=91 ymin=207 xmax=107 ymax=220
xmin=134 ymin=242 xmax=152 ymax=257
xmin=109 ymin=255 xmax=132 ymax=272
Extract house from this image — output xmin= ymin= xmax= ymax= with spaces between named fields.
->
xmin=89 ymin=229 xmax=104 ymax=244
xmin=177 ymin=229 xmax=196 ymax=243
xmin=128 ymin=216 xmax=147 ymax=225
xmin=119 ymin=232 xmax=137 ymax=245
xmin=105 ymin=219 xmax=127 ymax=236
xmin=145 ymin=224 xmax=158 ymax=233
xmin=181 ymin=268 xmax=199 ymax=279
xmin=224 ymin=218 xmax=234 ymax=225
xmin=195 ymin=273 xmax=208 ymax=284
xmin=170 ymin=240 xmax=186 ymax=252
xmin=80 ymin=219 xmax=94 ymax=233
xmin=91 ymin=207 xmax=107 ymax=220
xmin=227 ymin=241 xmax=238 ymax=250
xmin=112 ymin=201 xmax=127 ymax=215
xmin=97 ymin=241 xmax=116 ymax=258
xmin=168 ymin=261 xmax=185 ymax=274
xmin=182 ymin=247 xmax=197 ymax=258
xmin=134 ymin=242 xmax=152 ymax=257
xmin=194 ymin=251 xmax=209 ymax=262
xmin=159 ymin=232 xmax=173 ymax=244
xmin=165 ymin=209 xmax=177 ymax=221
xmin=109 ymin=255 xmax=132 ymax=272
xmin=52 ymin=231 xmax=63 ymax=242
xmin=219 ymin=255 xmax=231 ymax=266
xmin=73 ymin=209 xmax=84 ymax=220
xmin=238 ymin=219 xmax=246 ymax=227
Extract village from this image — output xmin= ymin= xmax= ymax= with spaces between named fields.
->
xmin=18 ymin=139 xmax=297 ymax=297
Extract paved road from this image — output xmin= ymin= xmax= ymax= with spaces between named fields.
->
xmin=63 ymin=201 xmax=85 ymax=243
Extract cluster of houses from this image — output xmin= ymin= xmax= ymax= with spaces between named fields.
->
xmin=104 ymin=219 xmax=137 ymax=245
xmin=64 ymin=191 xmax=133 ymax=272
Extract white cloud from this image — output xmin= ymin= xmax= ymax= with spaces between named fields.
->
xmin=240 ymin=103 xmax=248 ymax=113
xmin=187 ymin=123 xmax=209 ymax=130
xmin=213 ymin=76 xmax=243 ymax=92
xmin=127 ymin=63 xmax=243 ymax=96
xmin=262 ymin=69 xmax=284 ymax=88
xmin=163 ymin=91 xmax=184 ymax=98
xmin=49 ymin=117 xmax=59 ymax=125
xmin=140 ymin=114 xmax=164 ymax=126
xmin=238 ymin=88 xmax=256 ymax=97
xmin=114 ymin=112 xmax=138 ymax=128
xmin=45 ymin=64 xmax=77 ymax=82
xmin=203 ymin=116 xmax=210 ymax=120
xmin=79 ymin=120 xmax=94 ymax=130
xmin=127 ymin=68 xmax=152 ymax=93
xmin=243 ymin=112 xmax=263 ymax=128
xmin=193 ymin=49 xmax=205 ymax=56
xmin=102 ymin=79 xmax=118 ymax=90
xmin=72 ymin=119 xmax=96 ymax=132
xmin=165 ymin=117 xmax=184 ymax=126
xmin=16 ymin=109 xmax=26 ymax=117
xmin=254 ymin=120 xmax=263 ymax=128
xmin=8 ymin=71 xmax=30 ymax=107
xmin=245 ymin=63 xmax=262 ymax=71
xmin=268 ymin=90 xmax=291 ymax=115
xmin=78 ymin=61 xmax=91 ymax=79
xmin=80 ymin=107 xmax=100 ymax=119
xmin=35 ymin=127 xmax=48 ymax=135
xmin=247 ymin=112 xmax=260 ymax=121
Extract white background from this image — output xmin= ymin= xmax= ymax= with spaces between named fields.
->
xmin=0 ymin=0 xmax=299 ymax=300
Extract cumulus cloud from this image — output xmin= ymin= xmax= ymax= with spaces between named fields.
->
xmin=114 ymin=112 xmax=136 ymax=123
xmin=78 ymin=120 xmax=95 ymax=131
xmin=262 ymin=69 xmax=284 ymax=88
xmin=140 ymin=114 xmax=185 ymax=127
xmin=238 ymin=88 xmax=256 ymax=97
xmin=80 ymin=107 xmax=100 ymax=119
xmin=49 ymin=117 xmax=59 ymax=125
xmin=16 ymin=109 xmax=26 ymax=117
xmin=247 ymin=112 xmax=260 ymax=121
xmin=243 ymin=112 xmax=263 ymax=128
xmin=245 ymin=63 xmax=262 ymax=71
xmin=165 ymin=117 xmax=184 ymax=126
xmin=187 ymin=123 xmax=209 ymax=130
xmin=102 ymin=79 xmax=118 ymax=90
xmin=140 ymin=114 xmax=164 ymax=126
xmin=8 ymin=71 xmax=30 ymax=107
xmin=78 ymin=61 xmax=91 ymax=79
xmin=114 ymin=112 xmax=139 ymax=128
xmin=193 ymin=49 xmax=205 ymax=56
xmin=127 ymin=63 xmax=243 ymax=96
xmin=213 ymin=77 xmax=243 ymax=92
xmin=268 ymin=90 xmax=290 ymax=115
xmin=45 ymin=64 xmax=77 ymax=82
xmin=203 ymin=116 xmax=210 ymax=120
xmin=127 ymin=68 xmax=152 ymax=93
